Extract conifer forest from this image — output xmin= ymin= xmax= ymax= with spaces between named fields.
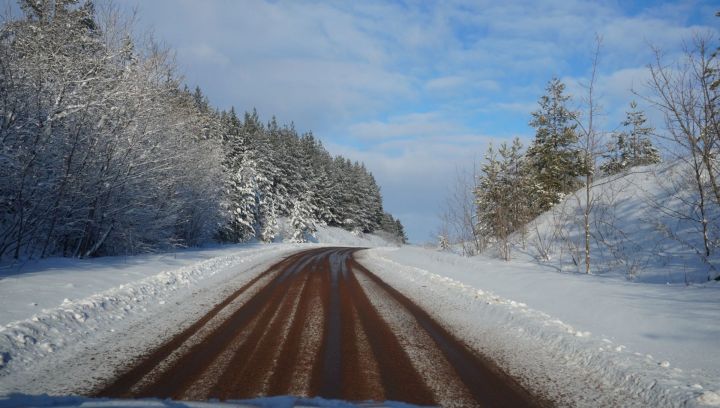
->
xmin=0 ymin=1 xmax=406 ymax=260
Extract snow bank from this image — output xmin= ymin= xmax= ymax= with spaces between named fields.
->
xmin=0 ymin=224 xmax=393 ymax=395
xmin=521 ymin=161 xmax=720 ymax=283
xmin=312 ymin=226 xmax=396 ymax=248
xmin=0 ymin=244 xmax=300 ymax=383
xmin=0 ymin=245 xmax=269 ymax=327
xmin=358 ymin=246 xmax=720 ymax=407
xmin=276 ymin=218 xmax=399 ymax=248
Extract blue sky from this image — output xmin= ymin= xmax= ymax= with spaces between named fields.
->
xmin=110 ymin=0 xmax=718 ymax=243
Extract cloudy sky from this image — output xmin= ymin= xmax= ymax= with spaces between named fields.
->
xmin=114 ymin=0 xmax=719 ymax=243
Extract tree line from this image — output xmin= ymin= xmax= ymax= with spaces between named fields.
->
xmin=0 ymin=0 xmax=406 ymax=260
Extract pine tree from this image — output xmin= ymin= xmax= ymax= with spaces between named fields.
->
xmin=475 ymin=144 xmax=503 ymax=247
xmin=395 ymin=219 xmax=408 ymax=244
xmin=289 ymin=194 xmax=317 ymax=243
xmin=260 ymin=202 xmax=279 ymax=243
xmin=526 ymin=78 xmax=585 ymax=212
xmin=601 ymin=101 xmax=660 ymax=175
xmin=438 ymin=234 xmax=450 ymax=251
xmin=379 ymin=212 xmax=407 ymax=244
xmin=475 ymin=139 xmax=531 ymax=260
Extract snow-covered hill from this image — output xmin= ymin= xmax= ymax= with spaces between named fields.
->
xmin=515 ymin=160 xmax=720 ymax=283
xmin=361 ymin=161 xmax=720 ymax=406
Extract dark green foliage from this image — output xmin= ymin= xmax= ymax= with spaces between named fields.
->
xmin=601 ymin=101 xmax=660 ymax=175
xmin=379 ymin=212 xmax=408 ymax=244
xmin=475 ymin=139 xmax=532 ymax=259
xmin=525 ymin=78 xmax=586 ymax=211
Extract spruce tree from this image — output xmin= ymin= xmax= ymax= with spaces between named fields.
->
xmin=526 ymin=78 xmax=585 ymax=211
xmin=601 ymin=101 xmax=660 ymax=174
xmin=289 ymin=194 xmax=317 ymax=243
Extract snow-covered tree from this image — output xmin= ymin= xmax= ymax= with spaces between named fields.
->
xmin=438 ymin=234 xmax=450 ymax=251
xmin=260 ymin=203 xmax=279 ymax=243
xmin=289 ymin=195 xmax=317 ymax=243
xmin=601 ymin=101 xmax=660 ymax=175
xmin=525 ymin=78 xmax=585 ymax=212
xmin=475 ymin=138 xmax=531 ymax=260
xmin=379 ymin=212 xmax=408 ymax=244
xmin=0 ymin=1 xmax=399 ymax=259
xmin=0 ymin=1 xmax=223 ymax=258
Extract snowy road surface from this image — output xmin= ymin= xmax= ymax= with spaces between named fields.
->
xmin=2 ymin=242 xmax=719 ymax=407
xmin=93 ymin=247 xmax=542 ymax=407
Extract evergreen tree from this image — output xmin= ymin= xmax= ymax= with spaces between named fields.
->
xmin=379 ymin=212 xmax=408 ymax=244
xmin=395 ymin=219 xmax=408 ymax=244
xmin=0 ymin=0 xmax=398 ymax=259
xmin=260 ymin=202 xmax=279 ymax=243
xmin=475 ymin=138 xmax=531 ymax=260
xmin=601 ymin=101 xmax=660 ymax=175
xmin=525 ymin=78 xmax=585 ymax=211
xmin=289 ymin=194 xmax=317 ymax=243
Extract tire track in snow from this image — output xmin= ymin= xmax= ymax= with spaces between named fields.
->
xmin=95 ymin=247 xmax=544 ymax=407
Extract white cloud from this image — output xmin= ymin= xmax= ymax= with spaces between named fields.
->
xmin=425 ymin=76 xmax=467 ymax=92
xmin=118 ymin=0 xmax=720 ymax=241
xmin=347 ymin=112 xmax=462 ymax=140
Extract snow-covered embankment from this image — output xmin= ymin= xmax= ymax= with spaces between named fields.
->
xmin=357 ymin=246 xmax=720 ymax=407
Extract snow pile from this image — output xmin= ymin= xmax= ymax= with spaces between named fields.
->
xmin=0 ymin=245 xmax=271 ymax=326
xmin=0 ymin=244 xmax=299 ymax=381
xmin=522 ymin=161 xmax=720 ymax=283
xmin=358 ymin=246 xmax=720 ymax=407
xmin=312 ymin=226 xmax=397 ymax=247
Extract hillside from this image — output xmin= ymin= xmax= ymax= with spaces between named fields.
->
xmin=398 ymin=160 xmax=720 ymax=405
xmin=519 ymin=160 xmax=720 ymax=283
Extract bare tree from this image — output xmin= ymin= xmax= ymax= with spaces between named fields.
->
xmin=644 ymin=33 xmax=720 ymax=269
xmin=439 ymin=164 xmax=485 ymax=256
xmin=573 ymin=35 xmax=603 ymax=274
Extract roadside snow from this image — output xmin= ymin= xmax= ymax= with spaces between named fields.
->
xmin=522 ymin=161 xmax=720 ymax=283
xmin=0 ymin=224 xmax=394 ymax=400
xmin=0 ymin=244 xmax=299 ymax=389
xmin=0 ymin=245 xmax=269 ymax=327
xmin=357 ymin=246 xmax=720 ymax=407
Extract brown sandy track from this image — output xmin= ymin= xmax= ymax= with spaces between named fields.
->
xmin=95 ymin=247 xmax=545 ymax=407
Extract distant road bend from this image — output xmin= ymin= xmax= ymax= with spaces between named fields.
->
xmin=96 ymin=247 xmax=544 ymax=407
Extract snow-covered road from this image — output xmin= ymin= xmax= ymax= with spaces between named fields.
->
xmin=1 ymin=242 xmax=719 ymax=407
xmin=356 ymin=246 xmax=720 ymax=407
xmin=0 ymin=244 xmax=302 ymax=395
xmin=90 ymin=247 xmax=540 ymax=407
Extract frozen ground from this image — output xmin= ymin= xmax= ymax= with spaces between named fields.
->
xmin=357 ymin=246 xmax=720 ymax=407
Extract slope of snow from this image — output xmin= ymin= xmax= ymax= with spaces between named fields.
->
xmin=520 ymin=161 xmax=720 ymax=283
xmin=357 ymin=246 xmax=720 ymax=407
xmin=0 ymin=244 xmax=268 ymax=327
xmin=0 ymin=244 xmax=299 ymax=385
